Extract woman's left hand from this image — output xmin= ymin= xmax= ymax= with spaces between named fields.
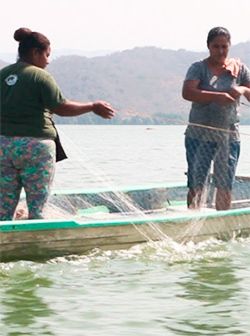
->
xmin=92 ymin=101 xmax=116 ymax=119
xmin=228 ymin=86 xmax=246 ymax=99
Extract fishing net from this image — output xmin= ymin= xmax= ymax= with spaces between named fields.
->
xmin=11 ymin=105 xmax=250 ymax=246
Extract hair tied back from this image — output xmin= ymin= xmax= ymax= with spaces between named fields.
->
xmin=14 ymin=28 xmax=32 ymax=42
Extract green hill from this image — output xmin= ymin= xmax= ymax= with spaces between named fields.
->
xmin=48 ymin=42 xmax=250 ymax=124
xmin=1 ymin=42 xmax=250 ymax=124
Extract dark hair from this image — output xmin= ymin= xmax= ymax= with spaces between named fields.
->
xmin=207 ymin=27 xmax=231 ymax=46
xmin=14 ymin=27 xmax=50 ymax=58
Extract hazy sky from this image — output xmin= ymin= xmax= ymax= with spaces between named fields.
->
xmin=1 ymin=0 xmax=250 ymax=56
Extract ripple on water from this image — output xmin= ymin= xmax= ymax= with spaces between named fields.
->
xmin=1 ymin=237 xmax=250 ymax=336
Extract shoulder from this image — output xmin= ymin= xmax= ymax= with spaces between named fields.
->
xmin=240 ymin=62 xmax=250 ymax=73
xmin=228 ymin=58 xmax=250 ymax=74
xmin=26 ymin=66 xmax=54 ymax=81
xmin=188 ymin=60 xmax=206 ymax=71
xmin=240 ymin=63 xmax=250 ymax=84
xmin=185 ymin=60 xmax=206 ymax=80
xmin=0 ymin=63 xmax=18 ymax=75
xmin=230 ymin=58 xmax=250 ymax=81
xmin=23 ymin=66 xmax=59 ymax=88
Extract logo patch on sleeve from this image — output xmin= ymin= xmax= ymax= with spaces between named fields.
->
xmin=5 ymin=74 xmax=18 ymax=86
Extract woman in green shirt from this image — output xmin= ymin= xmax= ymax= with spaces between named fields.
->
xmin=0 ymin=27 xmax=116 ymax=220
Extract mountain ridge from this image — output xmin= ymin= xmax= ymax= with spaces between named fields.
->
xmin=1 ymin=42 xmax=250 ymax=124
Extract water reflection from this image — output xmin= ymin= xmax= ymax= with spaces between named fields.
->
xmin=174 ymin=259 xmax=243 ymax=335
xmin=180 ymin=261 xmax=240 ymax=304
xmin=0 ymin=266 xmax=55 ymax=335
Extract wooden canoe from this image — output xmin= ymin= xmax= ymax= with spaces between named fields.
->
xmin=1 ymin=176 xmax=250 ymax=262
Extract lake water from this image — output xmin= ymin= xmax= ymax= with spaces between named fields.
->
xmin=54 ymin=125 xmax=250 ymax=189
xmin=1 ymin=125 xmax=250 ymax=336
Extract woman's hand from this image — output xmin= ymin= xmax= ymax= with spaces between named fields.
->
xmin=228 ymin=86 xmax=246 ymax=99
xmin=214 ymin=92 xmax=236 ymax=105
xmin=92 ymin=101 xmax=116 ymax=119
xmin=229 ymin=86 xmax=250 ymax=101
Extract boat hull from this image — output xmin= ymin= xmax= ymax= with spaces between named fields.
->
xmin=1 ymin=207 xmax=250 ymax=262
xmin=1 ymin=175 xmax=250 ymax=262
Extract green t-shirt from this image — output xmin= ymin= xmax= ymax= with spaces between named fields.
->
xmin=0 ymin=62 xmax=65 ymax=139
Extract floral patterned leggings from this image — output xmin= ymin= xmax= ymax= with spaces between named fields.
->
xmin=0 ymin=136 xmax=56 ymax=220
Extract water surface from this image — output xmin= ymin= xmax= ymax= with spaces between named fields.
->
xmin=1 ymin=125 xmax=250 ymax=336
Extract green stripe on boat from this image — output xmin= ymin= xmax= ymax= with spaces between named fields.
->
xmin=1 ymin=207 xmax=250 ymax=232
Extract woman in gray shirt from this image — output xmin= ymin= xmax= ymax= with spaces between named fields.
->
xmin=182 ymin=26 xmax=250 ymax=210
